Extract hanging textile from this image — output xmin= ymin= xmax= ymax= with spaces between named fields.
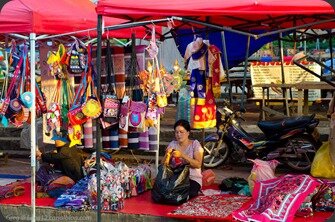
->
xmin=185 ymin=37 xmax=226 ymax=99
xmin=176 ymin=87 xmax=191 ymax=123
xmin=184 ymin=37 xmax=219 ymax=129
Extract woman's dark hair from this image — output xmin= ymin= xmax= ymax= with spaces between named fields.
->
xmin=174 ymin=119 xmax=191 ymax=132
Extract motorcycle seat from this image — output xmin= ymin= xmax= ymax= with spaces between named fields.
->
xmin=257 ymin=114 xmax=315 ymax=132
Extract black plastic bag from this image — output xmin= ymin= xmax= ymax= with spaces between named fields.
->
xmin=152 ymin=164 xmax=190 ymax=205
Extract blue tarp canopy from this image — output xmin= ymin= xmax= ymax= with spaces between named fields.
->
xmin=174 ymin=29 xmax=287 ymax=69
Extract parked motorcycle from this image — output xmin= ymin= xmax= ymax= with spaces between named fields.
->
xmin=203 ymin=105 xmax=321 ymax=171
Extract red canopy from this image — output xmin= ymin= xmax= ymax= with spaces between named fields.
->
xmin=96 ymin=0 xmax=335 ymax=32
xmin=0 ymin=0 xmax=148 ymax=38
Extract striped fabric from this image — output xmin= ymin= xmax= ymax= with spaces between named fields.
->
xmin=101 ymin=127 xmax=112 ymax=150
xmin=112 ymin=47 xmax=126 ymax=100
xmin=128 ymin=130 xmax=140 ymax=150
xmin=139 ymin=130 xmax=150 ymax=151
xmin=149 ymin=126 xmax=158 ymax=151
xmin=83 ymin=118 xmax=93 ymax=148
xmin=110 ymin=127 xmax=119 ymax=150
xmin=119 ymin=102 xmax=129 ymax=149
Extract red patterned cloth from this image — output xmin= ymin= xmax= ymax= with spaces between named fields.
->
xmin=233 ymin=174 xmax=320 ymax=222
xmin=191 ymin=79 xmax=216 ymax=129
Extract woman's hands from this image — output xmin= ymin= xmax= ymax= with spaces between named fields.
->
xmin=36 ymin=149 xmax=42 ymax=161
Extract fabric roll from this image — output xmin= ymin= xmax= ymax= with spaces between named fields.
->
xmin=101 ymin=127 xmax=112 ymax=150
xmin=112 ymin=47 xmax=126 ymax=100
xmin=119 ymin=102 xmax=129 ymax=149
xmin=139 ymin=131 xmax=150 ymax=151
xmin=128 ymin=131 xmax=140 ymax=150
xmin=149 ymin=126 xmax=158 ymax=151
xmin=83 ymin=118 xmax=93 ymax=148
xmin=109 ymin=126 xmax=119 ymax=150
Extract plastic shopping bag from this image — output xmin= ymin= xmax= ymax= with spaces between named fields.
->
xmin=247 ymin=159 xmax=279 ymax=197
xmin=311 ymin=141 xmax=335 ymax=179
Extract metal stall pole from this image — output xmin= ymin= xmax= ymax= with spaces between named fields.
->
xmin=329 ymin=30 xmax=334 ymax=78
xmin=278 ymin=32 xmax=290 ymax=116
xmin=96 ymin=15 xmax=103 ymax=222
xmin=29 ymin=32 xmax=37 ymax=222
xmin=240 ymin=36 xmax=250 ymax=111
xmin=221 ymin=31 xmax=232 ymax=104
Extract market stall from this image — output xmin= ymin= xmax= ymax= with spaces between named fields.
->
xmin=94 ymin=0 xmax=335 ymax=221
xmin=0 ymin=0 xmax=153 ymax=221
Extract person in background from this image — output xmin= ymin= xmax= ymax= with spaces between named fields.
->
xmin=162 ymin=119 xmax=204 ymax=198
xmin=291 ymin=47 xmax=306 ymax=63
xmin=36 ymin=140 xmax=86 ymax=182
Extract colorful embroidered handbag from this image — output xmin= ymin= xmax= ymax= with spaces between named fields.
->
xmin=128 ymin=100 xmax=147 ymax=128
xmin=67 ymin=38 xmax=87 ymax=74
xmin=82 ymin=75 xmax=102 ymax=119
xmin=68 ymin=54 xmax=90 ymax=125
xmin=8 ymin=98 xmax=22 ymax=115
xmin=68 ymin=105 xmax=89 ymax=126
xmin=103 ymin=96 xmax=119 ymax=118
xmin=20 ymin=92 xmax=33 ymax=108
xmin=10 ymin=106 xmax=29 ymax=127
xmin=82 ymin=97 xmax=102 ymax=119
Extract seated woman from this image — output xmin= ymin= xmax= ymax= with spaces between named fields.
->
xmin=36 ymin=140 xmax=86 ymax=183
xmin=162 ymin=119 xmax=204 ymax=199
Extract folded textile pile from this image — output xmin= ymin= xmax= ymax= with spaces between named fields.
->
xmin=233 ymin=174 xmax=319 ymax=222
xmin=54 ymin=176 xmax=90 ymax=211
xmin=0 ymin=180 xmax=25 ymax=199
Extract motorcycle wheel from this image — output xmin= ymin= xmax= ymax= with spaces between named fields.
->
xmin=284 ymin=135 xmax=318 ymax=172
xmin=203 ymin=141 xmax=229 ymax=168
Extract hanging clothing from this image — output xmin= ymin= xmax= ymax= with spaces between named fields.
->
xmin=184 ymin=37 xmax=218 ymax=129
xmin=208 ymin=45 xmax=226 ymax=98
xmin=192 ymin=79 xmax=216 ymax=129
xmin=185 ymin=38 xmax=226 ymax=99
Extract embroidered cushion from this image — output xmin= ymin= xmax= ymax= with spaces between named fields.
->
xmin=233 ymin=174 xmax=320 ymax=222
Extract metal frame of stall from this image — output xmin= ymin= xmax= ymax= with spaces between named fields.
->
xmin=5 ymin=13 xmax=332 ymax=222
xmin=95 ymin=15 xmax=335 ymax=222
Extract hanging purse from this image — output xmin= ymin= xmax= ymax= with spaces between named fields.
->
xmin=67 ymin=38 xmax=87 ymax=74
xmin=8 ymin=98 xmax=22 ymax=115
xmin=103 ymin=96 xmax=119 ymax=118
xmin=82 ymin=56 xmax=102 ymax=119
xmin=5 ymin=57 xmax=24 ymax=120
xmin=101 ymin=40 xmax=120 ymax=128
xmin=128 ymin=100 xmax=147 ymax=128
xmin=68 ymin=56 xmax=90 ymax=126
xmin=19 ymin=45 xmax=33 ymax=109
xmin=119 ymin=101 xmax=129 ymax=148
xmin=68 ymin=105 xmax=88 ymax=126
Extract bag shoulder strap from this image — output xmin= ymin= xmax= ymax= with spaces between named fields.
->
xmin=105 ymin=40 xmax=116 ymax=95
